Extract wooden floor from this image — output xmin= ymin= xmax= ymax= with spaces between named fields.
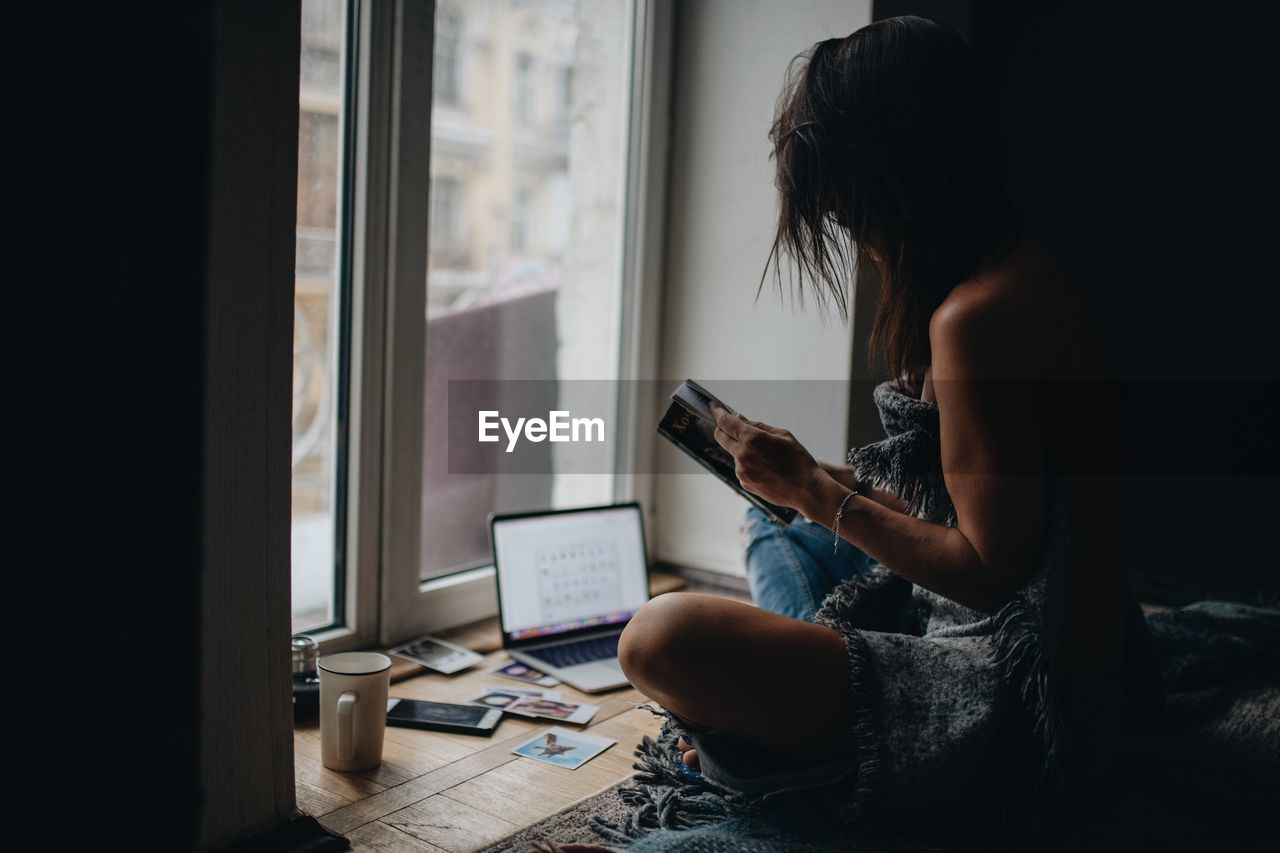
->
xmin=297 ymin=572 xmax=749 ymax=852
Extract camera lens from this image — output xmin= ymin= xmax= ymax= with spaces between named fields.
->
xmin=291 ymin=635 xmax=318 ymax=677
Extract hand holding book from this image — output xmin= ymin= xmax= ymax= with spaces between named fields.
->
xmin=656 ymin=380 xmax=796 ymax=524
xmin=657 ymin=380 xmax=827 ymax=525
xmin=706 ymin=401 xmax=829 ymax=519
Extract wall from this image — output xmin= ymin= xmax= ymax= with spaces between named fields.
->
xmin=654 ymin=0 xmax=872 ymax=574
xmin=199 ymin=0 xmax=302 ymax=845
xmin=74 ymin=1 xmax=214 ymax=846
xmin=67 ymin=0 xmax=306 ymax=848
xmin=870 ymin=0 xmax=1279 ymax=601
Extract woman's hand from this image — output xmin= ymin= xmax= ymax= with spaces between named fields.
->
xmin=710 ymin=402 xmax=827 ymax=511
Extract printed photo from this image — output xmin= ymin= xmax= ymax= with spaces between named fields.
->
xmin=512 ymin=726 xmax=616 ymax=770
xmin=389 ymin=634 xmax=484 ymax=674
xmin=506 ymin=695 xmax=600 ymax=725
xmin=467 ymin=686 xmax=564 ymax=712
xmin=491 ymin=659 xmax=560 ymax=687
xmin=471 ymin=690 xmax=525 ymax=709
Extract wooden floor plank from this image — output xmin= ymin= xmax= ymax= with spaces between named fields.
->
xmin=438 ymin=758 xmax=621 ymax=827
xmin=295 ymin=728 xmax=424 ymax=789
xmin=346 ymin=820 xmax=450 ymax=853
xmin=296 ymin=779 xmax=353 ymax=818
xmin=302 ymin=572 xmax=694 ymax=842
xmin=382 ymin=794 xmax=522 ymax=853
xmin=296 ymin=751 xmax=388 ymax=803
xmin=300 ymin=713 xmax=477 ymax=767
xmin=320 ymin=730 xmax=534 ymax=835
xmin=298 ymin=726 xmax=443 ymax=773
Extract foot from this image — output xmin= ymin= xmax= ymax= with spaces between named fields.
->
xmin=676 ymin=735 xmax=700 ymax=770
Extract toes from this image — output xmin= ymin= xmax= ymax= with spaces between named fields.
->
xmin=676 ymin=735 xmax=700 ymax=770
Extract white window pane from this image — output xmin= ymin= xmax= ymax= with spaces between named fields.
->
xmin=422 ymin=0 xmax=631 ymax=580
xmin=293 ymin=0 xmax=348 ymax=632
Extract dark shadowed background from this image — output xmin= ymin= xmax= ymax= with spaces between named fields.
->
xmin=876 ymin=0 xmax=1279 ymax=604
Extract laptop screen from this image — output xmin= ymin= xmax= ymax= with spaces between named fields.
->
xmin=492 ymin=504 xmax=649 ymax=645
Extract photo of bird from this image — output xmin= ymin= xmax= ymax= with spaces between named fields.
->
xmin=533 ymin=732 xmax=576 ymax=758
xmin=513 ymin=726 xmax=615 ymax=769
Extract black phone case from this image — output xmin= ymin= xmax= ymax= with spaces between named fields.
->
xmin=386 ymin=705 xmax=500 ymax=737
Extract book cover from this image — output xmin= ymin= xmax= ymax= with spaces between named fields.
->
xmin=656 ymin=380 xmax=797 ymax=525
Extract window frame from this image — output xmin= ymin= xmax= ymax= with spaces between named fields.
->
xmin=310 ymin=0 xmax=411 ymax=653
xmin=296 ymin=0 xmax=365 ymax=649
xmin=311 ymin=0 xmax=673 ymax=651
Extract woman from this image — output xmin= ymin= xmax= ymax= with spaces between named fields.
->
xmin=617 ymin=15 xmax=1134 ymax=828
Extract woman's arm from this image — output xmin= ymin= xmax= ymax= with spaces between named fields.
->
xmin=818 ymin=461 xmax=910 ymax=514
xmin=712 ymin=294 xmax=1046 ymax=614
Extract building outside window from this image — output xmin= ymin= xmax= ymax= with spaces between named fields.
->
xmin=555 ymin=64 xmax=573 ymax=142
xmin=511 ymin=186 xmax=533 ymax=253
xmin=420 ymin=0 xmax=626 ymax=591
xmin=434 ymin=5 xmax=462 ymax=106
xmin=430 ymin=176 xmax=463 ymax=259
xmin=514 ymin=52 xmax=536 ymax=125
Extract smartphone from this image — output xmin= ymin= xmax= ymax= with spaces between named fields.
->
xmin=386 ymin=698 xmax=503 ymax=736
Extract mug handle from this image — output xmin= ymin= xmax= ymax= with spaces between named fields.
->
xmin=336 ymin=691 xmax=359 ymax=761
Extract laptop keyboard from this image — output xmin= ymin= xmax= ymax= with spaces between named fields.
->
xmin=524 ymin=633 xmax=620 ymax=669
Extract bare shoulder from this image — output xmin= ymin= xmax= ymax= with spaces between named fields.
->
xmin=928 ymin=278 xmax=1009 ymax=343
xmin=929 ymin=234 xmax=1070 ymax=378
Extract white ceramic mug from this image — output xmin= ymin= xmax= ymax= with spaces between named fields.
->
xmin=319 ymin=651 xmax=392 ymax=772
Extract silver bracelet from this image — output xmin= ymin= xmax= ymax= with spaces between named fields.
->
xmin=831 ymin=487 xmax=858 ymax=554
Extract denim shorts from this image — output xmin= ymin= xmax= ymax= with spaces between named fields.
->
xmin=740 ymin=506 xmax=880 ymax=622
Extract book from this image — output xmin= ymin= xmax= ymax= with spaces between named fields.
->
xmin=656 ymin=380 xmax=797 ymax=525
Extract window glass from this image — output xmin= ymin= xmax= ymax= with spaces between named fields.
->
xmin=514 ymin=53 xmax=536 ymax=124
xmin=434 ymin=8 xmax=462 ymax=106
xmin=422 ymin=0 xmax=632 ymax=579
xmin=293 ymin=0 xmax=350 ymax=631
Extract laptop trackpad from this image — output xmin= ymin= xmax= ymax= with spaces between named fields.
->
xmin=570 ymin=660 xmax=625 ymax=681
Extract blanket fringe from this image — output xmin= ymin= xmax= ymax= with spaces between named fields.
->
xmin=811 ymin=623 xmax=884 ymax=825
xmin=588 ymin=716 xmax=752 ymax=846
xmin=990 ymin=593 xmax=1064 ymax=828
xmin=849 ymin=438 xmax=957 ymax=528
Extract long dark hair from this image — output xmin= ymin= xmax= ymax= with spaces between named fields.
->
xmin=762 ymin=16 xmax=1018 ymax=386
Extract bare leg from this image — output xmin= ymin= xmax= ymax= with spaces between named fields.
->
xmin=618 ymin=591 xmax=853 ymax=761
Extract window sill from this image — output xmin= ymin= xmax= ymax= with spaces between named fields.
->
xmin=309 ymin=625 xmax=371 ymax=655
xmin=377 ymin=563 xmax=501 ymax=644
xmin=419 ymin=563 xmax=496 ymax=595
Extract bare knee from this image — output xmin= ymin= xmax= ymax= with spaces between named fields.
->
xmin=618 ymin=592 xmax=700 ymax=693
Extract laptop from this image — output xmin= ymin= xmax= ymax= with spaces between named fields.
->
xmin=490 ymin=503 xmax=651 ymax=693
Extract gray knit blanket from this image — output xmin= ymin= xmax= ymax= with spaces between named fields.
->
xmin=583 ymin=381 xmax=1279 ymax=851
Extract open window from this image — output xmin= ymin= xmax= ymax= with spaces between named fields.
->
xmin=293 ymin=0 xmax=671 ymax=650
